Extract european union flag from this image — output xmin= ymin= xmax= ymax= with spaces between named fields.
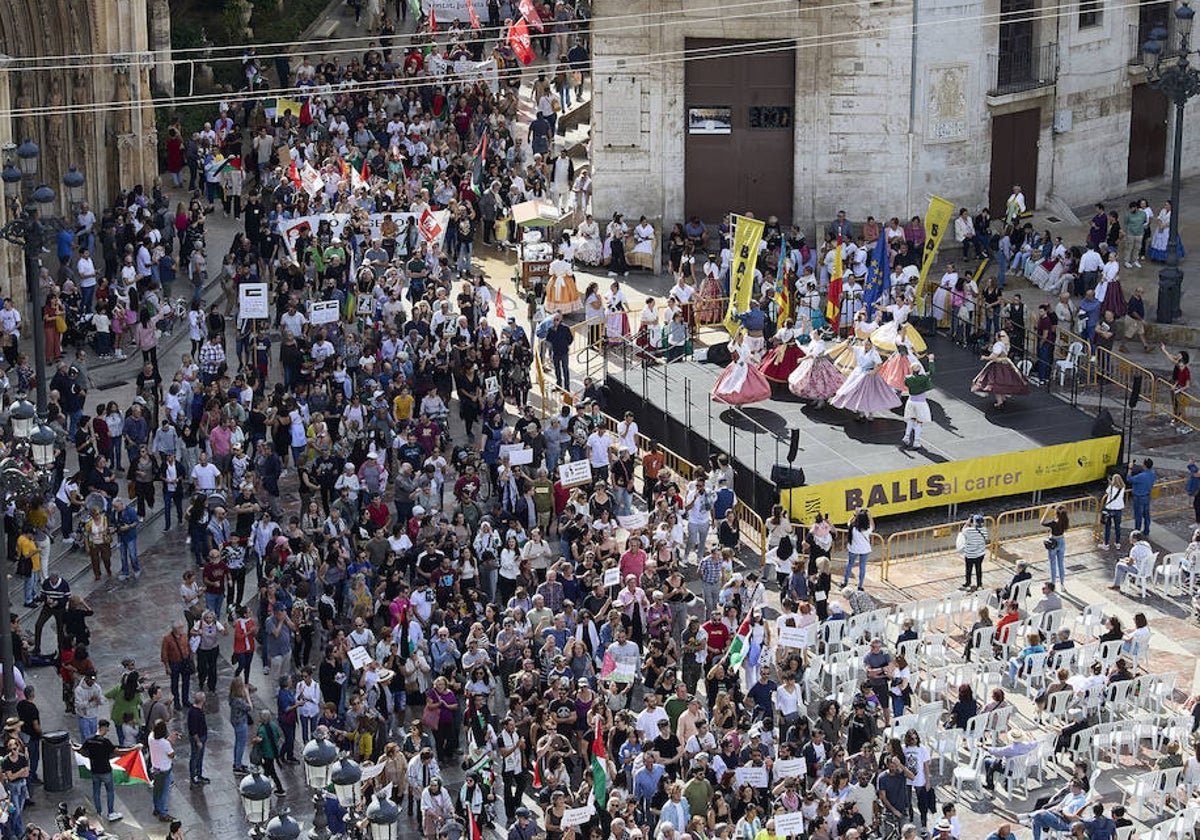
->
xmin=863 ymin=234 xmax=891 ymax=317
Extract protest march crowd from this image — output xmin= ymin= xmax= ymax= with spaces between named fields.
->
xmin=0 ymin=1 xmax=1193 ymax=839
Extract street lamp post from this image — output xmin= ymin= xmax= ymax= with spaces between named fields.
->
xmin=0 ymin=139 xmax=75 ymax=421
xmin=239 ymin=771 xmax=275 ymax=839
xmin=1143 ymin=0 xmax=1200 ymax=322
xmin=302 ymin=729 xmax=338 ymax=840
xmin=0 ymin=400 xmax=57 ymax=719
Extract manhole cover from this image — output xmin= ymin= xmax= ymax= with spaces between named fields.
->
xmin=1047 ymin=216 xmax=1062 ymax=223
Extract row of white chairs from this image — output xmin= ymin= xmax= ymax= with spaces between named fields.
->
xmin=1140 ymin=806 xmax=1200 ymax=840
xmin=1123 ymin=766 xmax=1186 ymax=819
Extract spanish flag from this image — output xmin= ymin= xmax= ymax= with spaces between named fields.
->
xmin=826 ymin=237 xmax=844 ymax=327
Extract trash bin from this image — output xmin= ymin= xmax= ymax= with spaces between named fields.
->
xmin=1157 ymin=267 xmax=1182 ymax=323
xmin=41 ymin=730 xmax=73 ymax=793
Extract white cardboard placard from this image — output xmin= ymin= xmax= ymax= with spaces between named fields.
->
xmin=558 ymin=460 xmax=593 ymax=487
xmin=238 ymin=283 xmax=270 ymax=319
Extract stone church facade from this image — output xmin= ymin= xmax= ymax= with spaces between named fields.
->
xmin=0 ymin=0 xmax=169 ymax=303
xmin=590 ymin=0 xmax=1200 ymax=239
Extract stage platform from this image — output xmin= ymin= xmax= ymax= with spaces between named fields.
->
xmin=601 ymin=333 xmax=1107 ymax=516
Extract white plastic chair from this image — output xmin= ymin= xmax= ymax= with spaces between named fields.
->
xmin=1010 ymin=578 xmax=1034 ymax=605
xmin=1155 ymin=554 xmax=1185 ymax=597
xmin=1097 ymin=639 xmax=1124 ymax=670
xmin=1103 ymin=680 xmax=1139 ymax=721
xmin=1044 ymin=688 xmax=1073 ymax=727
xmin=1057 ymin=341 xmax=1084 ymax=386
xmin=1049 ymin=646 xmax=1080 ymax=673
xmin=1020 ymin=650 xmax=1050 ymax=696
xmin=1124 ymin=770 xmax=1162 ymax=819
xmin=1004 ymin=737 xmax=1051 ymax=798
xmin=1038 ymin=608 xmax=1066 ymax=637
xmin=1075 ymin=604 xmax=1106 ymax=640
xmin=952 ymin=747 xmax=986 ymax=797
xmin=1122 ymin=551 xmax=1160 ymax=598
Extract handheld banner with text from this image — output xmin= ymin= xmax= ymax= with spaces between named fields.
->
xmin=238 ymin=283 xmax=270 ymax=319
xmin=309 ymin=300 xmax=340 ymax=325
xmin=723 ymin=215 xmax=766 ymax=336
xmin=782 ymin=436 xmax=1121 ymax=521
xmin=558 ymin=460 xmax=593 ymax=487
xmin=914 ymin=195 xmax=955 ymax=302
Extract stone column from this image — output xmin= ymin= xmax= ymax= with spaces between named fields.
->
xmin=0 ymin=57 xmax=22 ymax=306
xmin=147 ymin=0 xmax=174 ymax=96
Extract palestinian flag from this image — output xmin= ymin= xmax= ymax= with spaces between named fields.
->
xmin=75 ymin=747 xmax=151 ymax=785
xmin=343 ymin=288 xmax=357 ymax=322
xmin=409 ymin=0 xmax=421 ymax=20
xmin=600 ymin=650 xmax=616 ymax=678
xmin=288 ymin=158 xmax=301 ymax=190
xmin=590 ymin=717 xmax=608 ymax=808
xmin=469 ymin=810 xmax=482 ymax=840
xmin=727 ymin=616 xmax=752 ymax=668
xmin=430 ymin=5 xmax=438 ymax=31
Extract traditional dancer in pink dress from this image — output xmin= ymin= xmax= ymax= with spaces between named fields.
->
xmin=711 ymin=331 xmax=772 ymax=405
xmin=878 ymin=344 xmax=914 ymax=394
xmin=788 ymin=332 xmax=845 ymax=406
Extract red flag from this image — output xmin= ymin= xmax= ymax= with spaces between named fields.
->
xmin=467 ymin=0 xmax=481 ymax=29
xmin=299 ymin=99 xmax=312 ymax=126
xmin=508 ymin=17 xmax=535 ymax=64
xmin=495 ymin=293 xmax=506 ymax=320
xmin=519 ymin=0 xmax=545 ymax=31
xmin=361 ymin=158 xmax=370 ymax=183
xmin=532 ymin=758 xmax=543 ymax=789
xmin=429 ymin=6 xmax=437 ymax=32
xmin=288 ymin=158 xmax=301 ymax=189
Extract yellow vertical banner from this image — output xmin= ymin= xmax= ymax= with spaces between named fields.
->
xmin=914 ymin=196 xmax=954 ymax=302
xmin=723 ymin=215 xmax=766 ymax=335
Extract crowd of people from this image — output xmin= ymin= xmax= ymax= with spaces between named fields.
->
xmin=0 ymin=0 xmax=1193 ymax=837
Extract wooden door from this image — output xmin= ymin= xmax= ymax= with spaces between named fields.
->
xmin=988 ymin=108 xmax=1040 ymax=214
xmin=685 ymin=39 xmax=795 ymax=226
xmin=1128 ymin=84 xmax=1168 ymax=183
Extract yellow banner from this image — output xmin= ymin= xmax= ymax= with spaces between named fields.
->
xmin=782 ymin=436 xmax=1121 ymax=521
xmin=914 ymin=196 xmax=955 ymax=302
xmin=723 ymin=215 xmax=766 ymax=335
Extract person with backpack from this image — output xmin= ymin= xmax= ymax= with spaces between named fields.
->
xmin=251 ymin=710 xmax=285 ymax=795
xmin=104 ymin=659 xmax=144 ymax=747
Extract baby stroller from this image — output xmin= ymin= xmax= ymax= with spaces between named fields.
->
xmin=61 ymin=292 xmax=96 ymax=353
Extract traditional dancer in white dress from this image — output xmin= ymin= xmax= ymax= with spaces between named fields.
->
xmin=830 ymin=341 xmax=902 ymax=419
xmin=574 ymin=214 xmax=603 ymax=265
xmin=788 ymin=332 xmax=845 ymax=405
xmin=932 ymin=266 xmax=958 ymax=324
xmin=711 ymin=330 xmax=772 ymax=405
xmin=1148 ymin=200 xmax=1185 ymax=262
xmin=605 ymin=282 xmax=630 ymax=344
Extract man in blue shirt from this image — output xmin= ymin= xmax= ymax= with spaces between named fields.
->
xmin=112 ymin=499 xmax=141 ymax=581
xmin=1081 ymin=803 xmax=1117 ymax=840
xmin=633 ymin=751 xmax=665 ymax=805
xmin=1128 ymin=458 xmax=1157 ymax=535
xmin=1029 ymin=779 xmax=1091 ymax=840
